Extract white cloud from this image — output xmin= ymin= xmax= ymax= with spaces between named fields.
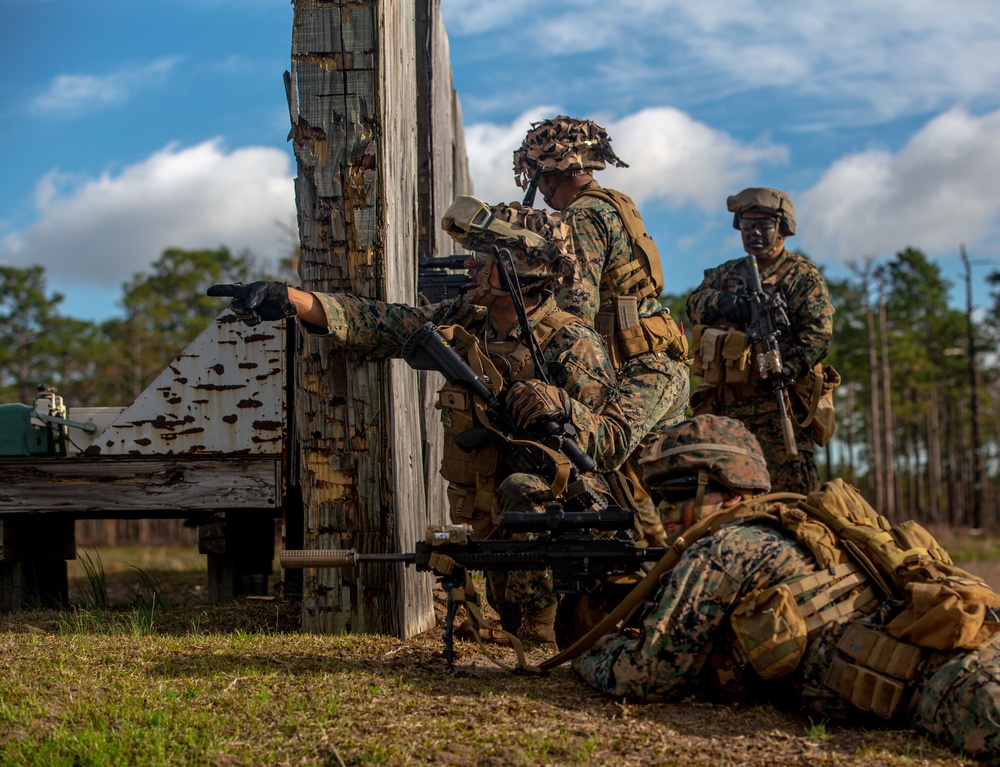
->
xmin=462 ymin=106 xmax=787 ymax=212
xmin=443 ymin=0 xmax=1000 ymax=125
xmin=29 ymin=57 xmax=180 ymax=118
xmin=0 ymin=140 xmax=296 ymax=287
xmin=463 ymin=106 xmax=561 ymax=203
xmin=798 ymin=109 xmax=1000 ymax=263
xmin=601 ymin=108 xmax=787 ymax=212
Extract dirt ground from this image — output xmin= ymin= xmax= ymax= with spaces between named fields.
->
xmin=20 ymin=563 xmax=979 ymax=766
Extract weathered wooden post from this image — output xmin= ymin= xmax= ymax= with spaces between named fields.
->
xmin=286 ymin=0 xmax=470 ymax=636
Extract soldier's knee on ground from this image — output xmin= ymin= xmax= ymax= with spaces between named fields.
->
xmin=485 ymin=571 xmax=521 ymax=635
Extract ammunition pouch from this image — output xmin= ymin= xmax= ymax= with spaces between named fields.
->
xmin=728 ymin=552 xmax=878 ymax=684
xmin=791 ymin=364 xmax=841 ymax=447
xmin=439 ymin=383 xmax=501 ymax=537
xmin=731 ymin=583 xmax=808 ymax=680
xmin=824 ymin=622 xmax=926 ymax=720
xmin=596 ymin=301 xmax=687 ymax=370
xmin=692 ymin=325 xmax=754 ymax=385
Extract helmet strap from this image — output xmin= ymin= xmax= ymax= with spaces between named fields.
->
xmin=684 ymin=471 xmax=710 ymax=530
xmin=463 ymin=250 xmax=509 ymax=302
xmin=522 ymin=174 xmax=539 ymax=207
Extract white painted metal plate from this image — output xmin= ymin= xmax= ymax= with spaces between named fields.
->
xmin=86 ymin=312 xmax=286 ymax=456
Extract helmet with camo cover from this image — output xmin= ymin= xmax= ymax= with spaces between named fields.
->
xmin=639 ymin=414 xmax=771 ymax=500
xmin=513 ymin=115 xmax=628 ymax=190
xmin=727 ymin=187 xmax=796 ymax=237
xmin=441 ymin=195 xmax=574 ymax=295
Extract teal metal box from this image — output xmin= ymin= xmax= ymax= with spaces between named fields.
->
xmin=0 ymin=404 xmax=56 ymax=456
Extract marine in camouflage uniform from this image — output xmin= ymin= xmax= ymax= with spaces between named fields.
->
xmin=573 ymin=415 xmax=1000 ymax=759
xmin=514 ymin=116 xmax=690 ymax=546
xmin=208 ymin=197 xmax=631 ymax=646
xmin=686 ymin=188 xmax=833 ymax=495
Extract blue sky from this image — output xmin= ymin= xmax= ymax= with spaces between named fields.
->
xmin=3 ymin=0 xmax=1000 ymax=322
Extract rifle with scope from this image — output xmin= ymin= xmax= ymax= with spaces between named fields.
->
xmin=280 ymin=504 xmax=666 ymax=670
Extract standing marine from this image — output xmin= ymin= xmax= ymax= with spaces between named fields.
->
xmin=573 ymin=414 xmax=1000 ymax=760
xmin=686 ymin=187 xmax=834 ymax=495
xmin=513 ymin=115 xmax=690 ymax=545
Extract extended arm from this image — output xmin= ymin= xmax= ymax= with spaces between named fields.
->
xmin=207 ymin=280 xmax=483 ymax=359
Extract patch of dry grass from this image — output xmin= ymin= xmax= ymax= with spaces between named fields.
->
xmin=0 ymin=543 xmax=992 ymax=766
xmin=0 ymin=612 xmax=970 ymax=767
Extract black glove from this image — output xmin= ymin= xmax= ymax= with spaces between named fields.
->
xmin=716 ymin=291 xmax=751 ymax=324
xmin=206 ymin=281 xmax=296 ymax=324
xmin=504 ymin=380 xmax=571 ymax=430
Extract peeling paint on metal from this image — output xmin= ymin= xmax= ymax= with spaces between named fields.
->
xmin=85 ymin=311 xmax=286 ymax=456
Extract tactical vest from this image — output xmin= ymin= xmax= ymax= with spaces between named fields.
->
xmin=575 ymin=187 xmax=687 ymax=369
xmin=436 ymin=311 xmax=581 ymax=538
xmin=723 ymin=479 xmax=1000 ymax=719
xmin=691 ymin=254 xmax=798 ymax=392
xmin=577 ymin=187 xmax=664 ymax=302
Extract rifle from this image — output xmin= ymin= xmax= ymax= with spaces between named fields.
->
xmin=280 ymin=505 xmax=667 ymax=670
xmin=401 ymin=322 xmax=601 ymax=511
xmin=417 ymin=254 xmax=471 ymax=304
xmin=739 ymin=254 xmax=798 ymax=456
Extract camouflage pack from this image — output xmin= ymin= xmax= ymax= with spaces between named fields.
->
xmin=794 ymin=478 xmax=1000 ymax=651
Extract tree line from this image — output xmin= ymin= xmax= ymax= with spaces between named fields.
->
xmin=3 ymin=245 xmax=997 ymax=530
xmin=0 ymin=247 xmax=292 ymax=408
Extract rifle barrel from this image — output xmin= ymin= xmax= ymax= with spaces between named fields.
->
xmin=418 ymin=255 xmax=470 ymax=270
xmin=280 ymin=550 xmax=414 ymax=568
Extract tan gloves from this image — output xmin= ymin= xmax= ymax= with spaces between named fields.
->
xmin=504 ymin=380 xmax=571 ymax=430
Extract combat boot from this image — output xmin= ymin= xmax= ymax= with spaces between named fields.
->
xmin=517 ymin=603 xmax=557 ymax=648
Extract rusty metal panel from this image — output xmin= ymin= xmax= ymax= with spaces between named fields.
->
xmin=86 ymin=312 xmax=286 ymax=456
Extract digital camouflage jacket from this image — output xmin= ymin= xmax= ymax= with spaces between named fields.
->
xmin=572 ymin=521 xmax=1000 ymax=758
xmin=310 ymin=292 xmax=633 ymax=472
xmin=686 ymin=248 xmax=832 ymax=381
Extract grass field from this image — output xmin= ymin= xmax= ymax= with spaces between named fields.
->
xmin=0 ymin=537 xmax=995 ymax=766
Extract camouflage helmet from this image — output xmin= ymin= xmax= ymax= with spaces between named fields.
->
xmin=441 ymin=195 xmax=574 ymax=286
xmin=638 ymin=414 xmax=771 ymax=498
xmin=727 ymin=187 xmax=796 ymax=236
xmin=512 ymin=116 xmax=628 ymax=190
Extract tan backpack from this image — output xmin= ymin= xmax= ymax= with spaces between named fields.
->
xmin=790 ymin=478 xmax=1000 ymax=651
